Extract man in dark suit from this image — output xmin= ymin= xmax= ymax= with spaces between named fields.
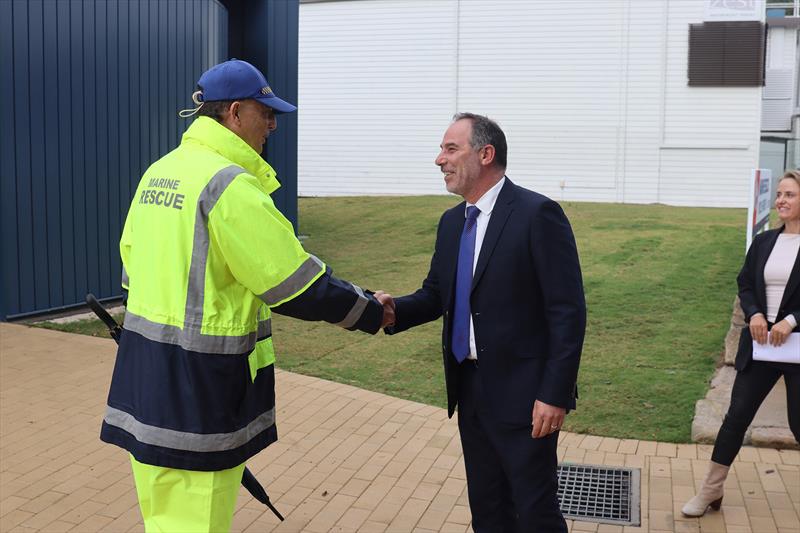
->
xmin=379 ymin=113 xmax=586 ymax=532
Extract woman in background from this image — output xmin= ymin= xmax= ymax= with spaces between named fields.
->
xmin=682 ymin=170 xmax=800 ymax=517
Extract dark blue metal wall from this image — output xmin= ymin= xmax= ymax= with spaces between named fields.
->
xmin=225 ymin=0 xmax=300 ymax=231
xmin=1 ymin=0 xmax=300 ymax=320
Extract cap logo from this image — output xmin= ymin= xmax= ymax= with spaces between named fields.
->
xmin=261 ymin=86 xmax=273 ymax=96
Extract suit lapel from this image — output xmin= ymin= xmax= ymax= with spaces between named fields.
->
xmin=779 ymin=235 xmax=800 ymax=310
xmin=441 ymin=204 xmax=466 ymax=306
xmin=756 ymin=230 xmax=781 ymax=311
xmin=472 ymin=179 xmax=515 ymax=291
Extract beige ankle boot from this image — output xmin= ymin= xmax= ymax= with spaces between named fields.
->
xmin=681 ymin=461 xmax=730 ymax=517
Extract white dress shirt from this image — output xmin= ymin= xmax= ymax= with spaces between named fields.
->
xmin=464 ymin=176 xmax=506 ymax=360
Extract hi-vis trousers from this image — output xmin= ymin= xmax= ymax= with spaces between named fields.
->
xmin=130 ymin=455 xmax=245 ymax=533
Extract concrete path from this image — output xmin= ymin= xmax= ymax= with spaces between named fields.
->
xmin=1 ymin=323 xmax=798 ymax=532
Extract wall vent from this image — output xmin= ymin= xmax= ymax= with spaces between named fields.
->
xmin=688 ymin=21 xmax=766 ymax=86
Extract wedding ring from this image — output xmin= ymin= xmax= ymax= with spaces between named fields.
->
xmin=550 ymin=425 xmax=559 ymax=429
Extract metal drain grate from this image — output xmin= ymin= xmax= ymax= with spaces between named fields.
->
xmin=557 ymin=463 xmax=641 ymax=526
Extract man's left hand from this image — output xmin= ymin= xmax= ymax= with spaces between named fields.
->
xmin=531 ymin=400 xmax=565 ymax=439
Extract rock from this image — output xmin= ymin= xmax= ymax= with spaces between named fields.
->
xmin=706 ymin=366 xmax=736 ymax=401
xmin=751 ymin=427 xmax=800 ymax=450
xmin=691 ymin=399 xmax=723 ymax=444
xmin=723 ymin=296 xmax=745 ymax=366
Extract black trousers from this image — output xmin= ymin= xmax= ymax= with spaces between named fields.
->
xmin=712 ymin=360 xmax=800 ymax=466
xmin=457 ymin=361 xmax=567 ymax=533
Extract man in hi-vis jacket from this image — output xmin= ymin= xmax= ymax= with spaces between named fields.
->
xmin=100 ymin=59 xmax=393 ymax=532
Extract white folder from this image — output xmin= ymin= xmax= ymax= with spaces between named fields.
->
xmin=753 ymin=333 xmax=800 ymax=364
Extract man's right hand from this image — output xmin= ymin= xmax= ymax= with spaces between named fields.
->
xmin=375 ymin=290 xmax=396 ymax=328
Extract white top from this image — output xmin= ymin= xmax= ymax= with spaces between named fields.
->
xmin=763 ymin=233 xmax=800 ymax=324
xmin=464 ymin=176 xmax=506 ymax=360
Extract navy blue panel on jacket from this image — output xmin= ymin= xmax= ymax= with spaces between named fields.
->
xmin=100 ymin=329 xmax=277 ymax=471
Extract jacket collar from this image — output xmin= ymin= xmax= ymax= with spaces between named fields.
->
xmin=181 ymin=117 xmax=280 ymax=195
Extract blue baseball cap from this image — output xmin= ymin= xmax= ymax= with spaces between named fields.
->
xmin=197 ymin=59 xmax=297 ymax=114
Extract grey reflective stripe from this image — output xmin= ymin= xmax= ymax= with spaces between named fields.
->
xmin=259 ymin=255 xmax=325 ymax=306
xmin=124 ymin=311 xmax=270 ymax=355
xmin=257 ymin=318 xmax=271 ymax=339
xmin=121 ymin=266 xmax=129 ymax=288
xmin=184 ymin=165 xmax=244 ymax=330
xmin=104 ymin=405 xmax=275 ymax=453
xmin=334 ymin=284 xmax=369 ymax=328
xmin=124 ymin=311 xmax=262 ymax=354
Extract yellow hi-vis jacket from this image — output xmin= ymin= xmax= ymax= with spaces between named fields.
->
xmin=101 ymin=117 xmax=382 ymax=471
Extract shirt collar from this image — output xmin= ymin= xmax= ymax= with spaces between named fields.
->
xmin=466 ymin=176 xmax=506 ymax=216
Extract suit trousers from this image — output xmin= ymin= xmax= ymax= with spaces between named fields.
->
xmin=712 ymin=360 xmax=800 ymax=466
xmin=457 ymin=361 xmax=567 ymax=533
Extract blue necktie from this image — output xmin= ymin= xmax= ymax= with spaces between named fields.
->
xmin=452 ymin=206 xmax=480 ymax=363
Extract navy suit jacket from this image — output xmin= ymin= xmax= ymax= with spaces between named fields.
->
xmin=735 ymin=227 xmax=800 ymax=371
xmin=388 ymin=179 xmax=586 ymax=425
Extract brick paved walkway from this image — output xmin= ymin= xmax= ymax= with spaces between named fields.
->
xmin=1 ymin=323 xmax=798 ymax=532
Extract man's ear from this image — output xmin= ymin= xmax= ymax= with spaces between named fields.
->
xmin=480 ymin=145 xmax=496 ymax=167
xmin=220 ymin=101 xmax=240 ymax=129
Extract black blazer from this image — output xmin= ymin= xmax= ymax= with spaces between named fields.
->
xmin=388 ymin=179 xmax=586 ymax=425
xmin=736 ymin=227 xmax=800 ymax=370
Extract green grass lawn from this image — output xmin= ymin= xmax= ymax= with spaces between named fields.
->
xmin=37 ymin=197 xmax=746 ymax=443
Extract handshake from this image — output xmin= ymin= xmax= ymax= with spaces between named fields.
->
xmin=374 ymin=290 xmax=396 ymax=329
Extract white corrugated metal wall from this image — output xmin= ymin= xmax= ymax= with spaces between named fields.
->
xmin=762 ymin=25 xmax=798 ymax=131
xmin=298 ymin=0 xmax=457 ymax=196
xmin=657 ymin=0 xmax=762 ymax=207
xmin=298 ymin=0 xmax=762 ymax=207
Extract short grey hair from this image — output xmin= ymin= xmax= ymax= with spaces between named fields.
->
xmin=453 ymin=112 xmax=507 ymax=169
xmin=196 ymin=100 xmax=234 ymax=122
